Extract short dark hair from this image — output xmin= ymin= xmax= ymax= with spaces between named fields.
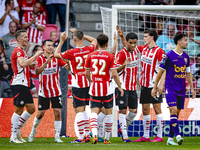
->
xmin=15 ymin=29 xmax=27 ymax=40
xmin=43 ymin=39 xmax=52 ymax=46
xmin=74 ymin=30 xmax=84 ymax=41
xmin=97 ymin=34 xmax=108 ymax=48
xmin=126 ymin=32 xmax=138 ymax=41
xmin=32 ymin=45 xmax=42 ymax=55
xmin=144 ymin=29 xmax=158 ymax=42
xmin=174 ymin=33 xmax=186 ymax=45
xmin=34 ymin=1 xmax=41 ymax=6
xmin=5 ymin=0 xmax=13 ymax=7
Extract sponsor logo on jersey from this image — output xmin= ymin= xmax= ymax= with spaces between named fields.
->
xmin=43 ymin=67 xmax=57 ymax=75
xmin=126 ymin=60 xmax=137 ymax=68
xmin=141 ymin=56 xmax=152 ymax=64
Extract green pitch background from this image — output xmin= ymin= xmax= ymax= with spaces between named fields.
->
xmin=1 ymin=137 xmax=200 ymax=150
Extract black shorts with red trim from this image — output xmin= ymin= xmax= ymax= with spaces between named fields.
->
xmin=115 ymin=88 xmax=138 ymax=109
xmin=38 ymin=95 xmax=62 ymax=110
xmin=10 ymin=85 xmax=33 ymax=107
xmin=72 ymin=87 xmax=90 ymax=108
xmin=90 ymin=94 xmax=113 ymax=109
xmin=140 ymin=86 xmax=163 ymax=104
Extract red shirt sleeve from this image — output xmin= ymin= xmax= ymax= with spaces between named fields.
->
xmin=41 ymin=14 xmax=46 ymax=27
xmin=60 ymin=50 xmax=73 ymax=60
xmin=136 ymin=45 xmax=146 ymax=53
xmin=15 ymin=49 xmax=25 ymax=59
xmin=116 ymin=50 xmax=126 ymax=66
xmin=58 ymin=58 xmax=67 ymax=67
xmin=110 ymin=54 xmax=117 ymax=69
xmin=85 ymin=53 xmax=91 ymax=69
xmin=36 ymin=57 xmax=42 ymax=68
xmin=157 ymin=48 xmax=165 ymax=62
xmin=22 ymin=12 xmax=28 ymax=24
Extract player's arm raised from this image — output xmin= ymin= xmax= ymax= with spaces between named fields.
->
xmin=35 ymin=54 xmax=53 ymax=75
xmin=109 ymin=32 xmax=117 ymax=55
xmin=116 ymin=25 xmax=127 ymax=47
xmin=111 ymin=69 xmax=124 ymax=97
xmin=54 ymin=32 xmax=68 ymax=59
xmin=18 ymin=50 xmax=43 ymax=68
xmin=186 ymin=72 xmax=196 ymax=99
xmin=151 ymin=68 xmax=165 ymax=98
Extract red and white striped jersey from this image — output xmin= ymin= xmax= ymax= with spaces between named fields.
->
xmin=36 ymin=54 xmax=67 ymax=98
xmin=116 ymin=47 xmax=138 ymax=91
xmin=10 ymin=46 xmax=30 ymax=87
xmin=19 ymin=0 xmax=44 ymax=14
xmin=136 ymin=45 xmax=165 ymax=88
xmin=59 ymin=44 xmax=96 ymax=88
xmin=85 ymin=50 xmax=117 ymax=97
xmin=22 ymin=12 xmax=46 ymax=43
xmin=29 ymin=66 xmax=39 ymax=78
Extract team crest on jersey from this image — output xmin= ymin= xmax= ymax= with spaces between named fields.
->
xmin=17 ymin=52 xmax=21 ymax=56
xmin=52 ymin=62 xmax=57 ymax=66
xmin=184 ymin=58 xmax=187 ymax=64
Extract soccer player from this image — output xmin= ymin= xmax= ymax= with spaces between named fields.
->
xmin=10 ymin=29 xmax=43 ymax=143
xmin=115 ymin=26 xmax=140 ymax=142
xmin=118 ymin=28 xmax=165 ymax=142
xmin=151 ymin=33 xmax=196 ymax=145
xmin=85 ymin=34 xmax=124 ymax=144
xmin=54 ymin=29 xmax=97 ymax=143
xmin=28 ymin=39 xmax=69 ymax=143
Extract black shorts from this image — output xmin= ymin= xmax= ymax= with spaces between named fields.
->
xmin=115 ymin=88 xmax=138 ymax=109
xmin=10 ymin=85 xmax=33 ymax=107
xmin=90 ymin=94 xmax=113 ymax=109
xmin=140 ymin=86 xmax=162 ymax=104
xmin=72 ymin=87 xmax=90 ymax=108
xmin=38 ymin=95 xmax=62 ymax=110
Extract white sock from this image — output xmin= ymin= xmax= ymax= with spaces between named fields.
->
xmin=90 ymin=113 xmax=97 ymax=138
xmin=105 ymin=115 xmax=113 ymax=141
xmin=76 ymin=112 xmax=84 ymax=139
xmin=11 ymin=113 xmax=20 ymax=139
xmin=54 ymin=121 xmax=61 ymax=138
xmin=168 ymin=137 xmax=173 ymax=141
xmin=156 ymin=114 xmax=163 ymax=138
xmin=126 ymin=112 xmax=136 ymax=128
xmin=97 ymin=112 xmax=105 ymax=137
xmin=31 ymin=117 xmax=42 ymax=133
xmin=17 ymin=110 xmax=31 ymax=134
xmin=176 ymin=135 xmax=181 ymax=140
xmin=119 ymin=113 xmax=128 ymax=139
xmin=83 ymin=111 xmax=90 ymax=136
xmin=143 ymin=115 xmax=150 ymax=138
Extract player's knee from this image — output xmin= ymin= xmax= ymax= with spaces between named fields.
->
xmin=54 ymin=109 xmax=61 ymax=118
xmin=129 ymin=108 xmax=137 ymax=114
xmin=142 ymin=107 xmax=149 ymax=115
xmin=119 ymin=108 xmax=127 ymax=114
xmin=27 ymin=107 xmax=35 ymax=114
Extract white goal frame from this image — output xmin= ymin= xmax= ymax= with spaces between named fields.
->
xmin=110 ymin=5 xmax=200 ymax=137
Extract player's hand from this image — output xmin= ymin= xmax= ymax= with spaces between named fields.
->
xmin=70 ymin=28 xmax=77 ymax=34
xmin=29 ymin=61 xmax=37 ymax=68
xmin=124 ymin=57 xmax=131 ymax=66
xmin=35 ymin=50 xmax=44 ymax=57
xmin=3 ymin=63 xmax=8 ymax=71
xmin=6 ymin=6 xmax=11 ymax=14
xmin=60 ymin=32 xmax=68 ymax=42
xmin=46 ymin=54 xmax=53 ymax=64
xmin=157 ymin=83 xmax=164 ymax=96
xmin=191 ymin=89 xmax=196 ymax=99
xmin=136 ymin=78 xmax=141 ymax=90
xmin=118 ymin=87 xmax=124 ymax=97
xmin=151 ymin=87 xmax=157 ymax=98
xmin=116 ymin=25 xmax=123 ymax=37
xmin=32 ymin=18 xmax=36 ymax=24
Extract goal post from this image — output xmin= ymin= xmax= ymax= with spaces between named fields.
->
xmin=100 ymin=5 xmax=200 ymax=137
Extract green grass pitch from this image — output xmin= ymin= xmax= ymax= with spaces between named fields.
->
xmin=1 ymin=137 xmax=200 ymax=150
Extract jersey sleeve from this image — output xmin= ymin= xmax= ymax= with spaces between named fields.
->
xmin=85 ymin=54 xmax=91 ymax=69
xmin=41 ymin=15 xmax=46 ymax=27
xmin=159 ymin=54 xmax=169 ymax=70
xmin=157 ymin=48 xmax=165 ymax=62
xmin=59 ymin=50 xmax=72 ymax=60
xmin=22 ymin=12 xmax=28 ymax=24
xmin=36 ymin=57 xmax=42 ymax=68
xmin=110 ymin=54 xmax=117 ymax=69
xmin=116 ymin=50 xmax=126 ymax=66
xmin=58 ymin=58 xmax=67 ymax=68
xmin=86 ymin=44 xmax=96 ymax=53
xmin=15 ymin=49 xmax=25 ymax=60
xmin=186 ymin=54 xmax=191 ymax=73
xmin=136 ymin=45 xmax=145 ymax=53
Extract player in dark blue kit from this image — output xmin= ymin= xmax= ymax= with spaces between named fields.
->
xmin=151 ymin=33 xmax=196 ymax=145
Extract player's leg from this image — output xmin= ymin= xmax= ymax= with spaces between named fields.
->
xmin=103 ymin=94 xmax=113 ymax=144
xmin=90 ymin=95 xmax=102 ymax=144
xmin=28 ymin=96 xmax=50 ymax=142
xmin=133 ymin=86 xmax=150 ymax=142
xmin=97 ymin=107 xmax=106 ymax=142
xmin=70 ymin=87 xmax=87 ymax=143
xmin=126 ymin=90 xmax=138 ymax=129
xmin=115 ymin=88 xmax=130 ymax=142
xmin=52 ymin=96 xmax=63 ymax=143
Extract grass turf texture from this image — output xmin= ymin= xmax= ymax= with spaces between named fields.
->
xmin=1 ymin=137 xmax=200 ymax=150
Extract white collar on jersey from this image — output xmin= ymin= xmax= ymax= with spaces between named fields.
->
xmin=173 ymin=49 xmax=183 ymax=56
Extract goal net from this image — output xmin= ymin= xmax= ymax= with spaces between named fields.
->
xmin=100 ymin=5 xmax=200 ymax=137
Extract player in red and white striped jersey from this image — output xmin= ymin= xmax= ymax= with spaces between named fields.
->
xmin=54 ymin=29 xmax=97 ymax=143
xmin=85 ymin=34 xmax=123 ymax=144
xmin=115 ymin=26 xmax=140 ymax=142
xmin=22 ymin=2 xmax=46 ymax=57
xmin=28 ymin=39 xmax=69 ymax=143
xmin=134 ymin=30 xmax=165 ymax=142
xmin=10 ymin=29 xmax=43 ymax=143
